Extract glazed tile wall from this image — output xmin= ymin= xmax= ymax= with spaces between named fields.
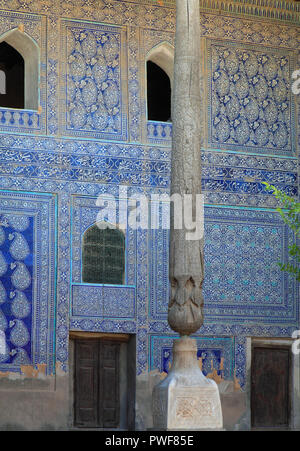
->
xmin=149 ymin=335 xmax=235 ymax=380
xmin=60 ymin=19 xmax=128 ymax=141
xmin=207 ymin=39 xmax=296 ymax=155
xmin=0 ymin=191 xmax=56 ymax=373
xmin=150 ymin=206 xmax=298 ymax=324
xmin=0 ymin=0 xmax=298 ymax=387
xmin=0 ymin=11 xmax=47 ymax=134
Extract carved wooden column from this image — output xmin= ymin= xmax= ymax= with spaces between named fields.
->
xmin=152 ymin=0 xmax=223 ymax=430
xmin=168 ymin=0 xmax=204 ymax=338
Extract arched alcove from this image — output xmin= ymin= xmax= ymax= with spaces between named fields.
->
xmin=0 ymin=28 xmax=39 ymax=110
xmin=0 ymin=42 xmax=24 ymax=108
xmin=146 ymin=42 xmax=174 ymax=122
xmin=82 ymin=223 xmax=125 ymax=285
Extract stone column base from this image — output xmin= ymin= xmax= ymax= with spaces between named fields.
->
xmin=152 ymin=337 xmax=223 ymax=430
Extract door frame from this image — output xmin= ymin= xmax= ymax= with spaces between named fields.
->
xmin=246 ymin=337 xmax=300 ymax=430
xmin=69 ymin=332 xmax=136 ymax=430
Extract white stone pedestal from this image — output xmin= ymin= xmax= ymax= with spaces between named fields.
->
xmin=152 ymin=337 xmax=223 ymax=430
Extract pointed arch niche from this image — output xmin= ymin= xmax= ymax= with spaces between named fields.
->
xmin=0 ymin=28 xmax=39 ymax=110
xmin=146 ymin=42 xmax=174 ymax=123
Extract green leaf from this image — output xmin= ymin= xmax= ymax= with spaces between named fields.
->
xmin=264 ymin=182 xmax=300 ymax=281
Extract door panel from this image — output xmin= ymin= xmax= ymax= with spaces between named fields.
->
xmin=251 ymin=347 xmax=290 ymax=429
xmin=75 ymin=340 xmax=99 ymax=427
xmin=100 ymin=342 xmax=120 ymax=428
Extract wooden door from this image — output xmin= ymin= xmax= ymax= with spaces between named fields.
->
xmin=251 ymin=346 xmax=291 ymax=429
xmin=74 ymin=339 xmax=120 ymax=428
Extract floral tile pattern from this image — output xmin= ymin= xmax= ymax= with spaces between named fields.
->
xmin=61 ymin=20 xmax=128 ymax=141
xmin=208 ymin=40 xmax=296 ymax=155
xmin=0 ymin=0 xmax=298 ymax=386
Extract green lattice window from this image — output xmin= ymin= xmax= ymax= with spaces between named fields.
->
xmin=82 ymin=224 xmax=125 ymax=285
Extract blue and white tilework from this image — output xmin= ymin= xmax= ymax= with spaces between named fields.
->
xmin=0 ymin=191 xmax=56 ymax=373
xmin=0 ymin=11 xmax=47 ymax=134
xmin=208 ymin=40 xmax=296 ymax=155
xmin=60 ymin=19 xmax=128 ymax=141
xmin=0 ymin=0 xmax=297 ymax=387
xmin=150 ymin=206 xmax=299 ymax=326
xmin=72 ymin=285 xmax=136 ymax=319
xmin=149 ymin=335 xmax=235 ymax=380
